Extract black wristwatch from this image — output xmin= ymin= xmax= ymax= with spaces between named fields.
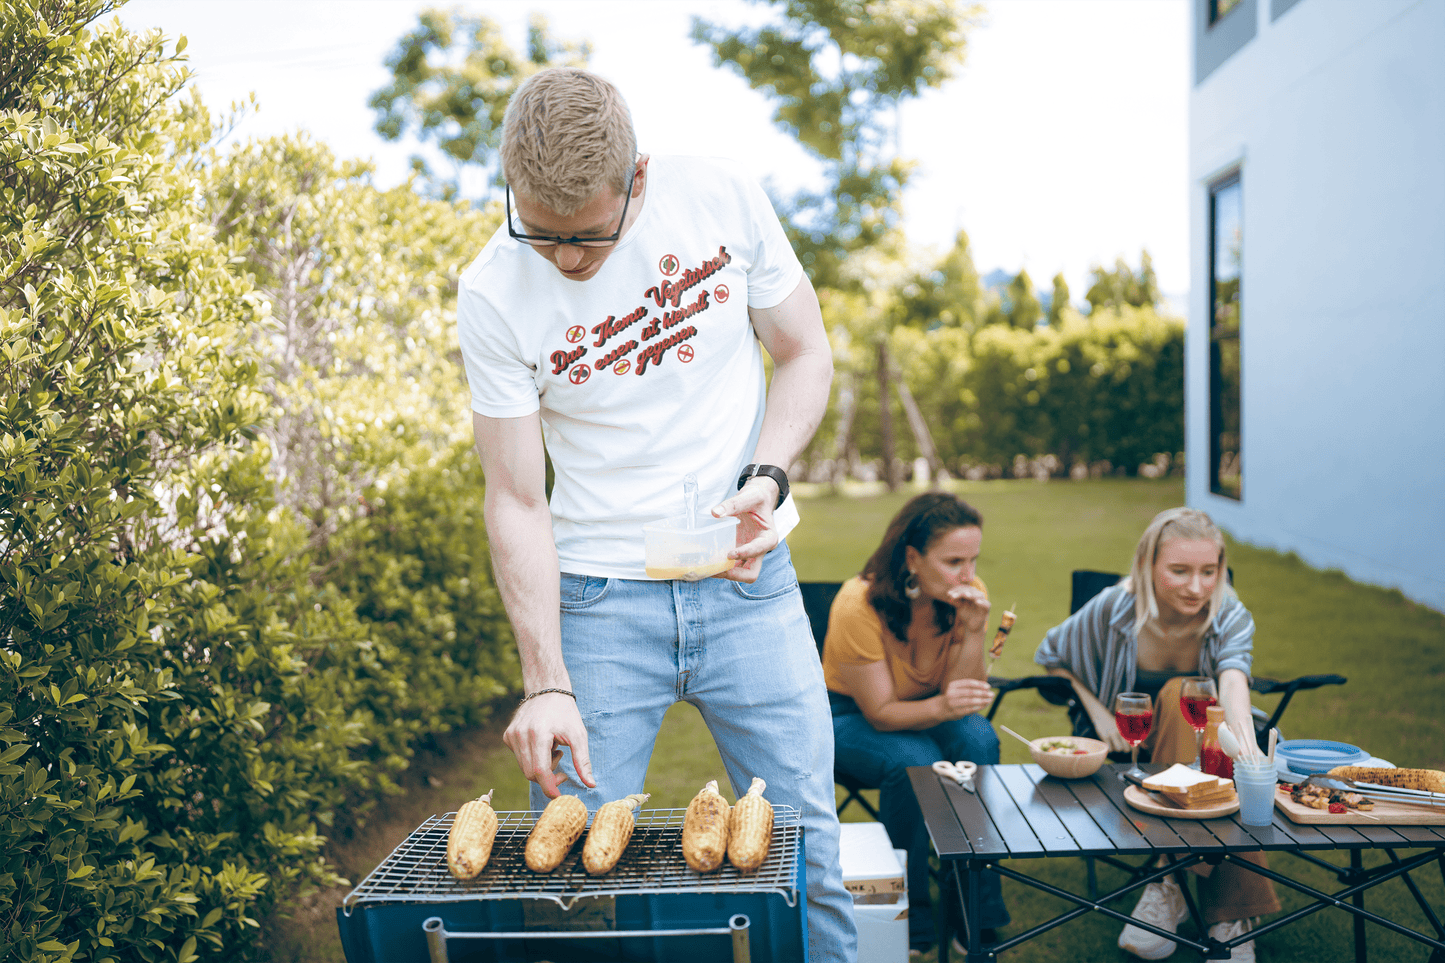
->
xmin=737 ymin=464 xmax=789 ymax=510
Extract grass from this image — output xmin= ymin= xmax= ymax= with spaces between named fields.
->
xmin=263 ymin=477 xmax=1445 ymax=961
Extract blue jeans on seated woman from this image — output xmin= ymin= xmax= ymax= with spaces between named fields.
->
xmin=831 ymin=692 xmax=1009 ymax=951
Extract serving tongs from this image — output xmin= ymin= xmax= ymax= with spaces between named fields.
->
xmin=1298 ymin=774 xmax=1445 ymax=808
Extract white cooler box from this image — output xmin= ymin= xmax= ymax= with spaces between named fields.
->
xmin=839 ymin=822 xmax=909 ymax=963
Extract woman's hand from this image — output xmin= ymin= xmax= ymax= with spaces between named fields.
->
xmin=945 ymin=582 xmax=990 ymax=634
xmin=937 ymin=677 xmax=995 ymax=720
xmin=1086 ymin=702 xmax=1132 ymax=754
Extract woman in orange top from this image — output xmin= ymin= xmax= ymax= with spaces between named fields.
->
xmin=823 ymin=492 xmax=1008 ymax=955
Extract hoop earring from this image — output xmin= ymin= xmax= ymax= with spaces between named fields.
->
xmin=904 ymin=570 xmax=922 ymax=600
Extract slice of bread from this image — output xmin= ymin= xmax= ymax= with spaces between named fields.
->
xmin=1144 ymin=763 xmax=1227 ymax=800
xmin=1162 ymin=781 xmax=1236 ymax=809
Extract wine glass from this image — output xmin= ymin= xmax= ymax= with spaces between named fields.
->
xmin=1179 ymin=676 xmax=1219 ymax=768
xmin=1114 ymin=691 xmax=1153 ymax=780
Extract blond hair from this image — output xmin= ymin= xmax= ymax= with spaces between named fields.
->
xmin=500 ymin=67 xmax=636 ymax=216
xmin=1121 ymin=507 xmax=1231 ymax=633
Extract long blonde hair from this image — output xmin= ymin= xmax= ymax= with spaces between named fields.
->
xmin=1120 ymin=507 xmax=1230 ymax=632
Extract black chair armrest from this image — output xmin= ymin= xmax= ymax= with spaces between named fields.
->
xmin=1250 ymin=674 xmax=1347 ymax=695
xmin=986 ymin=675 xmax=1076 ymax=721
xmin=1250 ymin=674 xmax=1347 ymax=735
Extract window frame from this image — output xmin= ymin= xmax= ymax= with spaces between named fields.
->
xmin=1208 ymin=170 xmax=1243 ymax=501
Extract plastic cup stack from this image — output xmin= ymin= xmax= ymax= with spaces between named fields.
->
xmin=1233 ymin=758 xmax=1277 ymax=826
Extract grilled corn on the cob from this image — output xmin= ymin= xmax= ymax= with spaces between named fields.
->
xmin=446 ymin=790 xmax=498 ymax=880
xmin=681 ymin=779 xmax=731 ymax=873
xmin=727 ymin=777 xmax=773 ymax=873
xmin=582 ymin=793 xmax=649 ymax=875
xmin=524 ymin=794 xmax=588 ymax=872
xmin=1327 ymin=767 xmax=1445 ymax=794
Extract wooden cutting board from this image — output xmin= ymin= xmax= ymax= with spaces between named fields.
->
xmin=1274 ymin=785 xmax=1445 ymax=825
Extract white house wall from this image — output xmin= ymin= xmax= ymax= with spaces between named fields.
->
xmin=1187 ymin=0 xmax=1445 ymax=610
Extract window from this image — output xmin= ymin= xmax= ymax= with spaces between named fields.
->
xmin=1211 ymin=0 xmax=1244 ymax=23
xmin=1209 ymin=174 xmax=1242 ymax=500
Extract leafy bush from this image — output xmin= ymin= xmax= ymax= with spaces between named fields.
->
xmin=898 ymin=305 xmax=1185 ymax=474
xmin=0 ymin=6 xmax=279 ymax=958
xmin=1 ymin=6 xmax=517 ymax=961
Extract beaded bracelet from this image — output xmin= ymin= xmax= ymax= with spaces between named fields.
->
xmin=518 ymin=687 xmax=576 ymax=706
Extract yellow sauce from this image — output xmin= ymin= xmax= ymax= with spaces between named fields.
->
xmin=645 ymin=558 xmax=734 ymax=580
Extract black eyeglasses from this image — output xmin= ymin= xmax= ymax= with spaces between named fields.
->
xmin=506 ymin=167 xmax=637 ymax=249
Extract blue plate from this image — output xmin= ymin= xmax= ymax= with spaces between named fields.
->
xmin=1276 ymin=739 xmax=1371 ymax=775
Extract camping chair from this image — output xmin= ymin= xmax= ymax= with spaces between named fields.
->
xmin=798 ymin=581 xmax=882 ymax=819
xmin=799 ymin=580 xmax=1074 ymax=820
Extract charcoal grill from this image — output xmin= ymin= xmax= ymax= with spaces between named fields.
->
xmin=336 ymin=806 xmax=807 ymax=963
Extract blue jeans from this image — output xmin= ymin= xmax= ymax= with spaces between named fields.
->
xmin=831 ymin=694 xmax=1010 ymax=949
xmin=543 ymin=541 xmax=857 ymax=963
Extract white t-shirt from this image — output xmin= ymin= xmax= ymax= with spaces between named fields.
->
xmin=457 ymin=155 xmax=805 ymax=579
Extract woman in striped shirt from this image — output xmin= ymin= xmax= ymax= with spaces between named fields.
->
xmin=1034 ymin=507 xmax=1278 ymax=962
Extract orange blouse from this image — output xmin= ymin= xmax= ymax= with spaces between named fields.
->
xmin=821 ymin=574 xmax=988 ymax=701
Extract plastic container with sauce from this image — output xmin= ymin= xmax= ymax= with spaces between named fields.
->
xmin=1200 ymin=704 xmax=1234 ymax=780
xmin=643 ymin=513 xmax=739 ymax=580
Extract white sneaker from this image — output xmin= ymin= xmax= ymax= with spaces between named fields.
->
xmin=1208 ymin=917 xmax=1257 ymax=962
xmin=1118 ymin=875 xmax=1189 ymax=960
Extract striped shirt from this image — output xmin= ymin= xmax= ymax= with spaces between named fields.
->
xmin=1033 ymin=584 xmax=1255 ymax=710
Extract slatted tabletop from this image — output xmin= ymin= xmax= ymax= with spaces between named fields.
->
xmin=911 ymin=762 xmax=1445 ymax=861
xmin=909 ymin=763 xmax=1445 ymax=963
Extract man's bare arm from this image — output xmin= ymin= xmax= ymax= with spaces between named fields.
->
xmin=473 ymin=410 xmax=594 ymax=797
xmin=710 ymin=273 xmax=833 ymax=580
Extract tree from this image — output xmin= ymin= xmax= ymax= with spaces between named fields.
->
xmin=693 ymin=0 xmax=980 ymax=489
xmin=897 ymin=229 xmax=986 ymax=332
xmin=369 ymin=8 xmax=589 ymax=198
xmin=1005 ymin=267 xmax=1043 ymax=330
xmin=1049 ymin=271 xmax=1071 ymax=327
xmin=692 ymin=0 xmax=981 ymax=291
xmin=1085 ymin=248 xmax=1160 ymax=313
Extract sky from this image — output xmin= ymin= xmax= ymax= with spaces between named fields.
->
xmin=115 ymin=0 xmax=1190 ymax=303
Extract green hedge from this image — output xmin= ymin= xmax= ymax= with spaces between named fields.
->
xmin=897 ymin=305 xmax=1185 ymax=473
xmin=0 ymin=7 xmax=516 ymax=961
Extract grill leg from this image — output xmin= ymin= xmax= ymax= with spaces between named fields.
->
xmin=423 ymin=917 xmax=449 ymax=963
xmin=731 ymin=913 xmax=752 ymax=963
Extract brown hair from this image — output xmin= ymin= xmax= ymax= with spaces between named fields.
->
xmin=500 ymin=67 xmax=636 ymax=216
xmin=862 ymin=492 xmax=984 ymax=643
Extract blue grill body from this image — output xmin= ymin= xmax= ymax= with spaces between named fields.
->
xmin=336 ymin=808 xmax=807 ymax=963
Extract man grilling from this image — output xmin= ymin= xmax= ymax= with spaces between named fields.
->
xmin=456 ymin=66 xmax=856 ymax=961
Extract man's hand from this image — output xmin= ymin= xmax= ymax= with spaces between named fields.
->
xmin=708 ymin=477 xmax=780 ymax=583
xmin=502 ymin=692 xmax=596 ymax=798
xmin=938 ymin=677 xmax=995 ymax=720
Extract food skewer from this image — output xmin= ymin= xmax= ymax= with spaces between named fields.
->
xmin=987 ymin=604 xmax=1017 ymax=672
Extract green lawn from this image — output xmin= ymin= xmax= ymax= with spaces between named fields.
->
xmin=265 ymin=478 xmax=1445 ymax=961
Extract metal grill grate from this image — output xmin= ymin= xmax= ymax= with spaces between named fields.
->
xmin=343 ymin=807 xmax=802 ymax=912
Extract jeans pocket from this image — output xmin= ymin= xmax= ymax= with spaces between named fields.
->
xmin=559 ymin=573 xmax=612 ymax=610
xmin=730 ymin=542 xmax=800 ymax=602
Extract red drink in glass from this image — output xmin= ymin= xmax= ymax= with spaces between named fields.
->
xmin=1115 ymin=710 xmax=1154 ymax=745
xmin=1180 ymin=694 xmax=1216 ymax=729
